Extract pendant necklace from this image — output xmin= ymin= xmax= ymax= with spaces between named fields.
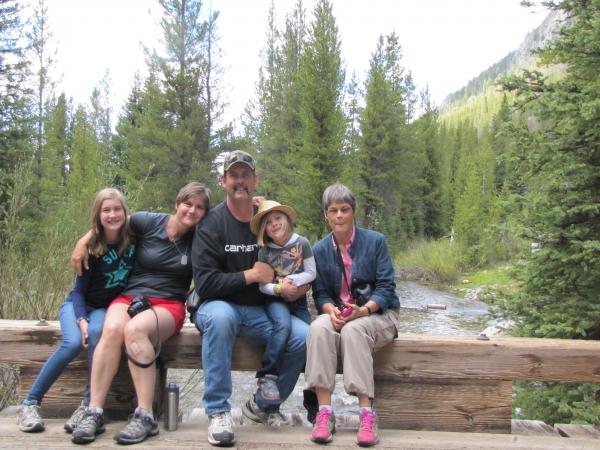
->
xmin=171 ymin=238 xmax=188 ymax=265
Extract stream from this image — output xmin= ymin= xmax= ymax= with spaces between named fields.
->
xmin=167 ymin=280 xmax=493 ymax=424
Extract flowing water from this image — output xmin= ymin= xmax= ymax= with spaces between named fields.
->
xmin=167 ymin=280 xmax=492 ymax=424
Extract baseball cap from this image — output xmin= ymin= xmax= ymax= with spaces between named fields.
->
xmin=223 ymin=150 xmax=256 ymax=173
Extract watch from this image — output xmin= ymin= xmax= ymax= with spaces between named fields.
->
xmin=364 ymin=305 xmax=373 ymax=316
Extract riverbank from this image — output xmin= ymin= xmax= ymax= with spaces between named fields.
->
xmin=394 ymin=240 xmax=518 ymax=303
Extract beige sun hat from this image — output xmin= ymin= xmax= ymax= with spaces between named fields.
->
xmin=250 ymin=200 xmax=296 ymax=235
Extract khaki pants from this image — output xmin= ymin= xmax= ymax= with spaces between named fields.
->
xmin=304 ymin=309 xmax=398 ymax=399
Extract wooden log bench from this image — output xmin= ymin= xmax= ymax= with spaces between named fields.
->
xmin=2 ymin=319 xmax=600 ymax=434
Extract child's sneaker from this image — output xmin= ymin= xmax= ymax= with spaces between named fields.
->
xmin=356 ymin=408 xmax=379 ymax=447
xmin=310 ymin=408 xmax=335 ymax=443
xmin=257 ymin=374 xmax=280 ymax=404
xmin=17 ymin=400 xmax=44 ymax=433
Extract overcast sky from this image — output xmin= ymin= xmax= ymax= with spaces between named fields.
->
xmin=43 ymin=0 xmax=548 ymax=126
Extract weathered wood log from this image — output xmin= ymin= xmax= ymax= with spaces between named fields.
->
xmin=511 ymin=419 xmax=558 ymax=436
xmin=375 ymin=379 xmax=512 ymax=433
xmin=4 ymin=320 xmax=600 ymax=434
xmin=4 ymin=321 xmax=600 ymax=383
xmin=554 ymin=423 xmax=600 ymax=439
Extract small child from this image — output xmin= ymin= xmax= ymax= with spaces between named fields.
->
xmin=249 ymin=200 xmax=315 ymax=406
xmin=17 ymin=188 xmax=135 ymax=433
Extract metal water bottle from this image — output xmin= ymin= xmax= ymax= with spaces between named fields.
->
xmin=165 ymin=383 xmax=179 ymax=431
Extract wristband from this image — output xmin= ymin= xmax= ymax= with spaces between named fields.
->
xmin=274 ymin=283 xmax=282 ymax=296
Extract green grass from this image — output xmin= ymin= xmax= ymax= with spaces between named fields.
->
xmin=395 ymin=239 xmax=463 ymax=286
xmin=464 ymin=265 xmax=518 ymax=293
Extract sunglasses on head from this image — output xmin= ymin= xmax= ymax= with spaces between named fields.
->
xmin=228 ymin=154 xmax=253 ymax=164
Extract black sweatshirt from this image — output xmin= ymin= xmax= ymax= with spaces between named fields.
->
xmin=191 ymin=201 xmax=264 ymax=306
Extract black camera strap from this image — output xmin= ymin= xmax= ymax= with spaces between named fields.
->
xmin=332 ymin=234 xmax=352 ymax=307
xmin=124 ymin=306 xmax=162 ymax=369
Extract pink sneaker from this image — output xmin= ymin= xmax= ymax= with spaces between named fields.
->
xmin=356 ymin=409 xmax=379 ymax=447
xmin=310 ymin=409 xmax=335 ymax=443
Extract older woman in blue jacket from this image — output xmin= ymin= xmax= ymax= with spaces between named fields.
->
xmin=305 ymin=183 xmax=400 ymax=447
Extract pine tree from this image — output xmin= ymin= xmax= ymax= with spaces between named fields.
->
xmin=0 ymin=0 xmax=34 ymax=238
xmin=291 ymin=0 xmax=345 ymax=239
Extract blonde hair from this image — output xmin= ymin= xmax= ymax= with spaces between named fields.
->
xmin=257 ymin=211 xmax=294 ymax=246
xmin=175 ymin=181 xmax=211 ymax=211
xmin=88 ymin=188 xmax=132 ymax=257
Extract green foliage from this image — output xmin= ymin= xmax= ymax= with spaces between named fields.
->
xmin=514 ymin=382 xmax=600 ymax=425
xmin=395 ymin=239 xmax=463 ymax=285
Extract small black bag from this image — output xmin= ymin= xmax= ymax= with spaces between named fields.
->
xmin=186 ymin=288 xmax=201 ymax=315
xmin=351 ymin=278 xmax=375 ymax=307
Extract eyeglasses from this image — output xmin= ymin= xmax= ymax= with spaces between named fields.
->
xmin=326 ymin=206 xmax=353 ymax=215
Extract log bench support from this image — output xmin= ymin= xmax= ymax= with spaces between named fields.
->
xmin=2 ymin=320 xmax=600 ymax=433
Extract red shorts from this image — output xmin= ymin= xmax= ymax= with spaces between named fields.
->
xmin=111 ymin=295 xmax=186 ymax=335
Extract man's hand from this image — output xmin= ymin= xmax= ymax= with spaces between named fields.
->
xmin=280 ymin=278 xmax=309 ymax=302
xmin=244 ymin=261 xmax=274 ymax=285
xmin=78 ymin=320 xmax=89 ymax=349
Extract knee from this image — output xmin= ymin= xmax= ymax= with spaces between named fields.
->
xmin=286 ymin=320 xmax=308 ymax=354
xmin=339 ymin=321 xmax=365 ymax=342
xmin=101 ymin=321 xmax=125 ymax=344
xmin=198 ymin=308 xmax=236 ymax=339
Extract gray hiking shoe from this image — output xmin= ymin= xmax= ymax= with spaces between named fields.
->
xmin=242 ymin=396 xmax=288 ymax=427
xmin=257 ymin=374 xmax=280 ymax=403
xmin=71 ymin=410 xmax=105 ymax=444
xmin=207 ymin=411 xmax=235 ymax=446
xmin=17 ymin=400 xmax=45 ymax=433
xmin=113 ymin=411 xmax=159 ymax=445
xmin=64 ymin=401 xmax=87 ymax=433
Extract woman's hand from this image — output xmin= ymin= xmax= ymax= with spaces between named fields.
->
xmin=323 ymin=304 xmax=346 ymax=331
xmin=78 ymin=320 xmax=89 ymax=349
xmin=71 ymin=230 xmax=93 ymax=276
xmin=341 ymin=303 xmax=368 ymax=322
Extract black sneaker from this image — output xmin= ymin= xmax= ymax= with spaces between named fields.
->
xmin=72 ymin=410 xmax=105 ymax=444
xmin=242 ymin=396 xmax=288 ymax=427
xmin=113 ymin=411 xmax=159 ymax=445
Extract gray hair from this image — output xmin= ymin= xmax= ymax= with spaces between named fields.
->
xmin=322 ymin=182 xmax=356 ymax=213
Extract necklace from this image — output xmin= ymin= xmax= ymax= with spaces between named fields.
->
xmin=171 ymin=238 xmax=188 ymax=265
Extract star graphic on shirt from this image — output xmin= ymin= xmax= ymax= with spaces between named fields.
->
xmin=105 ymin=260 xmax=132 ymax=288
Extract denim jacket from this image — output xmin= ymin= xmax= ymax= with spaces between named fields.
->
xmin=312 ymin=226 xmax=400 ymax=314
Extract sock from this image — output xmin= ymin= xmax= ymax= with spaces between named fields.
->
xmin=319 ymin=405 xmax=332 ymax=411
xmin=135 ymin=406 xmax=154 ymax=420
xmin=360 ymin=406 xmax=374 ymax=413
xmin=87 ymin=406 xmax=103 ymax=415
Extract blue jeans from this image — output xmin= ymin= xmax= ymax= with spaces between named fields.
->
xmin=194 ymin=300 xmax=309 ymax=415
xmin=258 ymin=300 xmax=292 ymax=378
xmin=26 ymin=300 xmax=106 ymax=404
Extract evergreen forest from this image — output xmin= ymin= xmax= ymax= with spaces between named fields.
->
xmin=1 ymin=0 xmax=599 ymax=423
